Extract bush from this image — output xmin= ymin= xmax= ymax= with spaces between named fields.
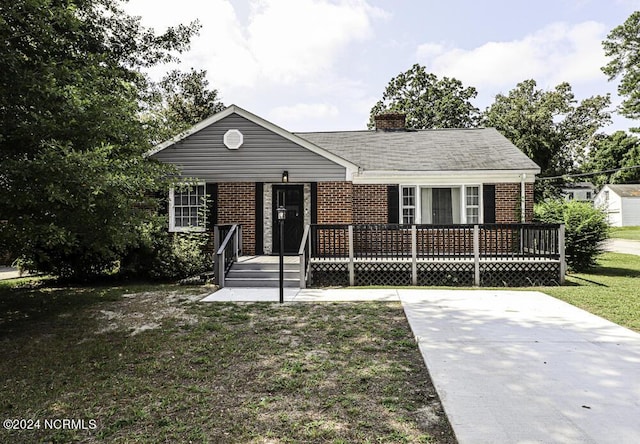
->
xmin=121 ymin=218 xmax=212 ymax=281
xmin=534 ymin=199 xmax=609 ymax=272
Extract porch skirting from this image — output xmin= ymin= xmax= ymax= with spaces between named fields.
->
xmin=308 ymin=258 xmax=561 ymax=287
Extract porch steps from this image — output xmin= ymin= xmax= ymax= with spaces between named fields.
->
xmin=225 ymin=260 xmax=300 ymax=288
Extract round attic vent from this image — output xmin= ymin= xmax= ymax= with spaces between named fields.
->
xmin=223 ymin=129 xmax=243 ymax=149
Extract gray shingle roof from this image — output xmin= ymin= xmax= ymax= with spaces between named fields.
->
xmin=295 ymin=127 xmax=540 ymax=172
xmin=607 ymin=184 xmax=640 ymax=197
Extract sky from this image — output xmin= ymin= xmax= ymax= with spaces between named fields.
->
xmin=124 ymin=0 xmax=640 ymax=133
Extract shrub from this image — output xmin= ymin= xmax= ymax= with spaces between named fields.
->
xmin=121 ymin=218 xmax=212 ymax=281
xmin=534 ymin=199 xmax=609 ymax=272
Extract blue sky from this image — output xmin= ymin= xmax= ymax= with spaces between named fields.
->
xmin=125 ymin=0 xmax=640 ymax=132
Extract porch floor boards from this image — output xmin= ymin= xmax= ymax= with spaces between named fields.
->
xmin=237 ymin=255 xmax=300 ymax=265
xmin=309 ymin=257 xmax=559 ymax=263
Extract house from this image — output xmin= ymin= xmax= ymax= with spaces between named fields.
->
xmin=150 ymin=105 xmax=563 ymax=287
xmin=594 ymin=184 xmax=640 ymax=226
xmin=150 ymin=105 xmax=539 ymax=254
xmin=560 ymin=181 xmax=596 ymax=202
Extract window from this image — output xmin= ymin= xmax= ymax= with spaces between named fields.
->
xmin=586 ymin=191 xmax=592 ymax=200
xmin=401 ymin=186 xmax=415 ymax=224
xmin=421 ymin=187 xmax=461 ymax=224
xmin=399 ymin=185 xmax=483 ymax=224
xmin=465 ymin=186 xmax=479 ymax=224
xmin=170 ymin=184 xmax=206 ymax=232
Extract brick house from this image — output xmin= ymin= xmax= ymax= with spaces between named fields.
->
xmin=149 ymin=105 xmax=540 ymax=257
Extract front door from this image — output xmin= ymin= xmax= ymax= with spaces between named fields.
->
xmin=272 ymin=185 xmax=304 ymax=254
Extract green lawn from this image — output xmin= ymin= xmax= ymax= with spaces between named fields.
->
xmin=609 ymin=226 xmax=640 ymax=240
xmin=0 ymin=279 xmax=454 ymax=443
xmin=541 ymin=252 xmax=640 ymax=332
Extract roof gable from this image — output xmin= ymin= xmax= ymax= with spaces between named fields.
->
xmin=149 ymin=104 xmax=358 ymax=172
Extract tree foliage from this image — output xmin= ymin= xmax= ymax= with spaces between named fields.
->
xmin=483 ymin=80 xmax=611 ymax=181
xmin=602 ymin=11 xmax=640 ymax=122
xmin=583 ymin=131 xmax=640 ymax=187
xmin=368 ymin=64 xmax=480 ymax=129
xmin=534 ymin=199 xmax=609 ymax=272
xmin=0 ymin=0 xmax=200 ymax=279
xmin=146 ymin=68 xmax=225 ymax=144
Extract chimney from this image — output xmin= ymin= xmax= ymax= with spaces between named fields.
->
xmin=374 ymin=113 xmax=406 ymax=131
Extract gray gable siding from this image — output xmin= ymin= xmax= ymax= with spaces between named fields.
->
xmin=152 ymin=114 xmax=346 ymax=182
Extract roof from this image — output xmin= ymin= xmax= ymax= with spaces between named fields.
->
xmin=561 ymin=182 xmax=596 ymax=190
xmin=605 ymin=184 xmax=640 ymax=197
xmin=295 ymin=128 xmax=540 ymax=172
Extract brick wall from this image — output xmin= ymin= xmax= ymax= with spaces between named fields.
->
xmin=353 ymin=184 xmax=388 ymax=224
xmin=317 ymin=181 xmax=353 ymax=224
xmin=495 ymin=182 xmax=534 ymax=223
xmin=217 ymin=182 xmax=255 ymax=255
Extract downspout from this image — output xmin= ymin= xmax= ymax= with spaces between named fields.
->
xmin=520 ymin=173 xmax=527 ymax=222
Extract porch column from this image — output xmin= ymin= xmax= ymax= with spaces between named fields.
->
xmin=411 ymin=225 xmax=417 ymax=286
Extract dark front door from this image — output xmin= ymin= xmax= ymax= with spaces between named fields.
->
xmin=272 ymin=185 xmax=304 ymax=254
xmin=432 ymin=188 xmax=453 ymax=224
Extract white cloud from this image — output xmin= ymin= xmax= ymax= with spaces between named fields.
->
xmin=269 ymin=103 xmax=339 ymax=124
xmin=416 ymin=21 xmax=608 ymax=100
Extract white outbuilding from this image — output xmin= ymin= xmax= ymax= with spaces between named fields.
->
xmin=594 ymin=184 xmax=640 ymax=226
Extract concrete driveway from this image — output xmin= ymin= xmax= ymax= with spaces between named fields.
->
xmin=604 ymin=238 xmax=640 ymax=256
xmin=399 ymin=289 xmax=640 ymax=444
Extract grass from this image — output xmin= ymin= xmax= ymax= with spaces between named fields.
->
xmin=0 ymin=279 xmax=455 ymax=443
xmin=609 ymin=226 xmax=640 ymax=240
xmin=541 ymin=252 xmax=640 ymax=332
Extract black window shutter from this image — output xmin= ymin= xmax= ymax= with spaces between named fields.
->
xmin=387 ymin=185 xmax=399 ymax=224
xmin=483 ymin=184 xmax=496 ymax=224
xmin=206 ymin=183 xmax=218 ymax=229
xmin=310 ymin=182 xmax=318 ymax=224
xmin=255 ymin=182 xmax=264 ymax=255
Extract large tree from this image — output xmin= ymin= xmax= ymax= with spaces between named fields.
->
xmin=483 ymin=80 xmax=611 ymax=181
xmin=146 ymin=68 xmax=225 ymax=145
xmin=602 ymin=11 xmax=640 ymax=123
xmin=583 ymin=131 xmax=640 ymax=187
xmin=368 ymin=64 xmax=480 ymax=129
xmin=0 ymin=0 xmax=199 ymax=278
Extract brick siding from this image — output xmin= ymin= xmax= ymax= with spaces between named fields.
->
xmin=495 ymin=182 xmax=534 ymax=223
xmin=353 ymin=184 xmax=388 ymax=224
xmin=217 ymin=182 xmax=256 ymax=255
xmin=317 ymin=181 xmax=353 ymax=224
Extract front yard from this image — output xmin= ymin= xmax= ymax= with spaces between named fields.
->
xmin=1 ymin=251 xmax=639 ymax=443
xmin=0 ymin=281 xmax=454 ymax=443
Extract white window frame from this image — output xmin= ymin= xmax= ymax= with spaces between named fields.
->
xmin=465 ymin=186 xmax=480 ymax=224
xmin=169 ymin=183 xmax=207 ymax=233
xmin=401 ymin=186 xmax=416 ymax=224
xmin=399 ymin=184 xmax=483 ymax=224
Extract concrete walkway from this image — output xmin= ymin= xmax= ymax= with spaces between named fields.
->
xmin=201 ymin=287 xmax=640 ymax=443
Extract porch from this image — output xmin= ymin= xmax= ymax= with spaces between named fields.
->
xmin=215 ymin=223 xmax=566 ymax=288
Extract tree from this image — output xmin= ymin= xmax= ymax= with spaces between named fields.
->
xmin=483 ymin=80 xmax=611 ymax=184
xmin=584 ymin=131 xmax=640 ymax=187
xmin=368 ymin=64 xmax=480 ymax=129
xmin=0 ymin=0 xmax=199 ymax=279
xmin=146 ymin=68 xmax=225 ymax=144
xmin=602 ymin=11 xmax=640 ymax=123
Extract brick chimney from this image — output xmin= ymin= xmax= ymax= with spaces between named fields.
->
xmin=374 ymin=113 xmax=406 ymax=131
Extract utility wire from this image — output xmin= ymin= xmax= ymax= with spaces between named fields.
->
xmin=538 ymin=164 xmax=640 ymax=181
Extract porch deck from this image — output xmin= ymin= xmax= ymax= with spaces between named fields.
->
xmin=215 ymin=223 xmax=566 ymax=288
xmin=300 ymin=223 xmax=565 ymax=288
